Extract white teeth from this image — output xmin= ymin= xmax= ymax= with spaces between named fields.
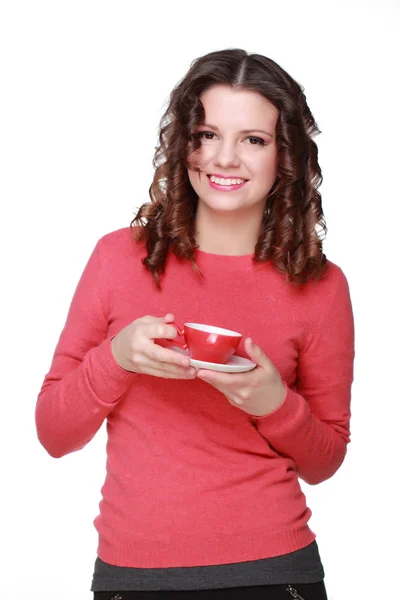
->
xmin=210 ymin=175 xmax=244 ymax=185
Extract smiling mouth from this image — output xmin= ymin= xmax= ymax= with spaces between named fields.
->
xmin=206 ymin=174 xmax=248 ymax=185
xmin=205 ymin=174 xmax=248 ymax=192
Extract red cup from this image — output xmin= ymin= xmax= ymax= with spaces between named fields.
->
xmin=166 ymin=322 xmax=242 ymax=364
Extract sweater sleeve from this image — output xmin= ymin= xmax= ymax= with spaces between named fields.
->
xmin=35 ymin=237 xmax=137 ymax=458
xmin=250 ymin=267 xmax=355 ymax=485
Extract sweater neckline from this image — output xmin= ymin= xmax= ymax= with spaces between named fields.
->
xmin=168 ymin=247 xmax=272 ymax=275
xmin=195 ymin=248 xmax=254 ymax=260
xmin=193 ymin=248 xmax=256 ymax=272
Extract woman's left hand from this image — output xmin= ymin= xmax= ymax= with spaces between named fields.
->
xmin=196 ymin=338 xmax=286 ymax=417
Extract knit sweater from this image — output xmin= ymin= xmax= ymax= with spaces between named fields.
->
xmin=35 ymin=227 xmax=354 ymax=569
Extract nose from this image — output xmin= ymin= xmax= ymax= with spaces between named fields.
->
xmin=213 ymin=139 xmax=241 ymax=169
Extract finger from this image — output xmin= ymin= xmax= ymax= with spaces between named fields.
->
xmin=136 ymin=351 xmax=195 ymax=377
xmin=196 ymin=369 xmax=245 ymax=386
xmin=195 ymin=374 xmax=242 ymax=404
xmin=139 ymin=315 xmax=164 ymax=323
xmin=147 ymin=342 xmax=191 ymax=368
xmin=144 ymin=366 xmax=195 ymax=380
xmin=139 ymin=314 xmax=174 ymax=325
xmin=163 ymin=313 xmax=175 ymax=323
xmin=147 ymin=322 xmax=179 ymax=341
xmin=152 ymin=359 xmax=196 ymax=378
xmin=228 ymin=396 xmax=244 ymax=406
xmin=195 ymin=370 xmax=228 ymax=394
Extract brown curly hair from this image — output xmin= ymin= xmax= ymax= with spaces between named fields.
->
xmin=131 ymin=48 xmax=327 ymax=287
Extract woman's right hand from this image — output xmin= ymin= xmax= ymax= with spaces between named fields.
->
xmin=111 ymin=313 xmax=196 ymax=379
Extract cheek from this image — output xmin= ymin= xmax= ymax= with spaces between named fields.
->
xmin=197 ymin=146 xmax=214 ymax=167
xmin=187 ymin=170 xmax=199 ymax=191
xmin=187 ymin=145 xmax=214 ymax=171
xmin=252 ymin=153 xmax=278 ymax=184
xmin=187 ymin=169 xmax=207 ymax=196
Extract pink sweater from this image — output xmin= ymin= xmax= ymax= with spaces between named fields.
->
xmin=36 ymin=227 xmax=354 ymax=568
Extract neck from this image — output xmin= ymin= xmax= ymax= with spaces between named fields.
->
xmin=194 ymin=203 xmax=264 ymax=256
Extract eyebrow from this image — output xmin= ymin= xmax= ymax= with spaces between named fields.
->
xmin=200 ymin=123 xmax=274 ymax=139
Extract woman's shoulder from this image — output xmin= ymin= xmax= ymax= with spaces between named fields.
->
xmin=321 ymin=258 xmax=351 ymax=293
xmin=95 ymin=226 xmax=146 ymax=259
xmin=294 ymin=258 xmax=351 ymax=309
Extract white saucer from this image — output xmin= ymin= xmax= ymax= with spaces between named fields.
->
xmin=171 ymin=347 xmax=256 ymax=373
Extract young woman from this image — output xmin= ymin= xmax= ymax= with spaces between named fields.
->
xmin=36 ymin=48 xmax=354 ymax=600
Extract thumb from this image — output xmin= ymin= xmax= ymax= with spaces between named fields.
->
xmin=244 ymin=337 xmax=270 ymax=369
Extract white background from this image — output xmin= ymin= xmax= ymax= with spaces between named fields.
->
xmin=1 ymin=1 xmax=399 ymax=598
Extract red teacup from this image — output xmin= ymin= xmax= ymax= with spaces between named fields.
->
xmin=167 ymin=323 xmax=242 ymax=364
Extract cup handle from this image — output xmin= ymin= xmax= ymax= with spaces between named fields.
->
xmin=164 ymin=324 xmax=188 ymax=351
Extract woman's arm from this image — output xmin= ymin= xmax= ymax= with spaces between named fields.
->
xmin=250 ymin=268 xmax=355 ymax=484
xmin=35 ymin=238 xmax=136 ymax=458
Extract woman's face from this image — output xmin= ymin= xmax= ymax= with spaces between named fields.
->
xmin=187 ymin=84 xmax=279 ymax=216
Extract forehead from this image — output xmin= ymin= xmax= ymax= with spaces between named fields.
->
xmin=199 ymin=84 xmax=279 ymax=130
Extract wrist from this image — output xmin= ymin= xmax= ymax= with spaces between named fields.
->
xmin=250 ymin=380 xmax=287 ymax=418
xmin=111 ymin=335 xmax=132 ymax=372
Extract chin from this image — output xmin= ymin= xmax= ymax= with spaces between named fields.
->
xmin=199 ymin=198 xmax=249 ymax=214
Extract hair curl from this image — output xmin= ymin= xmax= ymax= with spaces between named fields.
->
xmin=131 ymin=48 xmax=327 ymax=287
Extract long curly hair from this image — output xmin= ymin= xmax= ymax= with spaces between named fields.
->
xmin=131 ymin=48 xmax=327 ymax=287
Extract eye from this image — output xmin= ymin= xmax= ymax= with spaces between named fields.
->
xmin=245 ymin=136 xmax=267 ymax=146
xmin=195 ymin=131 xmax=216 ymax=141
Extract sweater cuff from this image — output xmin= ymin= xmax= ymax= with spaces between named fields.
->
xmin=88 ymin=336 xmax=138 ymax=404
xmin=249 ymin=384 xmax=310 ymax=441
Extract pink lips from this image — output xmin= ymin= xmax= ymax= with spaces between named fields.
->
xmin=207 ymin=174 xmax=248 ymax=192
xmin=209 ymin=173 xmax=245 ymax=179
